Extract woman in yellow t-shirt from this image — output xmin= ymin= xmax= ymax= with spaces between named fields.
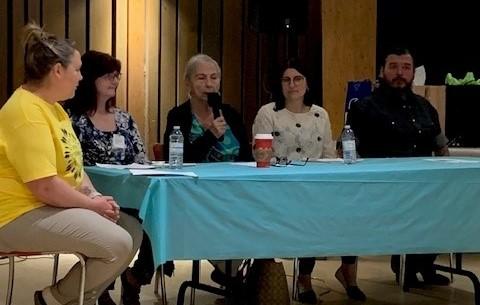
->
xmin=0 ymin=23 xmax=142 ymax=305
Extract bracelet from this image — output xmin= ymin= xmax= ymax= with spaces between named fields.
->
xmin=89 ymin=191 xmax=102 ymax=199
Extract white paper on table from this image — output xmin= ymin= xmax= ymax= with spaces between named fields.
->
xmin=310 ymin=158 xmax=363 ymax=163
xmin=150 ymin=161 xmax=197 ymax=167
xmin=424 ymin=158 xmax=480 ymax=163
xmin=310 ymin=158 xmax=344 ymax=162
xmin=129 ymin=169 xmax=198 ymax=177
xmin=96 ymin=163 xmax=155 ymax=169
xmin=229 ymin=162 xmax=257 ymax=167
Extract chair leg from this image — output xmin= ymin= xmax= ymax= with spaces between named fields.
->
xmin=292 ymin=258 xmax=299 ymax=301
xmin=190 ymin=262 xmax=200 ymax=305
xmin=6 ymin=257 xmax=14 ymax=305
xmin=399 ymin=254 xmax=407 ymax=291
xmin=449 ymin=253 xmax=454 ymax=283
xmin=154 ymin=268 xmax=160 ymax=295
xmin=73 ymin=254 xmax=86 ymax=305
xmin=52 ymin=254 xmax=60 ymax=285
xmin=154 ymin=266 xmax=168 ymax=305
xmin=3 ymin=253 xmax=85 ymax=305
xmin=159 ymin=266 xmax=167 ymax=305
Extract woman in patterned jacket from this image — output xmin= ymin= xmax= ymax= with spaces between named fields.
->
xmin=64 ymin=50 xmax=171 ymax=305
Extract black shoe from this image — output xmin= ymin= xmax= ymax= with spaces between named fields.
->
xmin=162 ymin=260 xmax=175 ymax=277
xmin=393 ymin=270 xmax=425 ymax=290
xmin=34 ymin=291 xmax=47 ymax=305
xmin=346 ymin=286 xmax=366 ymax=301
xmin=404 ymin=275 xmax=425 ymax=289
xmin=121 ymin=268 xmax=141 ymax=305
xmin=391 ymin=255 xmax=400 ymax=275
xmin=298 ymin=289 xmax=317 ymax=304
xmin=423 ymin=273 xmax=450 ymax=286
xmin=98 ymin=290 xmax=117 ymax=305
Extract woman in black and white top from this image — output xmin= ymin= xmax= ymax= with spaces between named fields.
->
xmin=253 ymin=58 xmax=366 ymax=303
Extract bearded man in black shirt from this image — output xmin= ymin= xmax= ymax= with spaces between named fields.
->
xmin=348 ymin=47 xmax=450 ymax=288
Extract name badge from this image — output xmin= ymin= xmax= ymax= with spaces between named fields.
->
xmin=112 ymin=134 xmax=126 ymax=149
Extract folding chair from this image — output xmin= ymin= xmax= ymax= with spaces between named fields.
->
xmin=0 ymin=251 xmax=86 ymax=305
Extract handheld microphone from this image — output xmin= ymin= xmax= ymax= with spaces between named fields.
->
xmin=207 ymin=92 xmax=224 ymax=141
xmin=207 ymin=92 xmax=222 ymax=118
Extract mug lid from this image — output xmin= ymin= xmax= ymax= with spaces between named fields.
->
xmin=254 ymin=133 xmax=273 ymax=139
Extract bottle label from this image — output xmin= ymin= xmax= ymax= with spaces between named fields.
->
xmin=170 ymin=143 xmax=183 ymax=150
xmin=342 ymin=140 xmax=355 ymax=151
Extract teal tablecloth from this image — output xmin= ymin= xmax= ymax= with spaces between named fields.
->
xmin=86 ymin=157 xmax=480 ymax=267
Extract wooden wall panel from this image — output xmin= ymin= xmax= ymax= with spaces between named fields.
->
xmin=242 ymin=24 xmax=260 ymax=139
xmin=115 ymin=0 xmax=128 ymax=110
xmin=222 ymin=0 xmax=243 ymax=113
xmin=27 ymin=0 xmax=41 ymax=24
xmin=43 ymin=0 xmax=65 ymax=37
xmin=145 ymin=0 xmax=160 ymax=157
xmin=322 ymin=0 xmax=376 ymax=138
xmin=0 ymin=0 xmax=7 ymax=105
xmin=178 ymin=0 xmax=198 ymax=103
xmin=201 ymin=0 xmax=221 ymax=62
xmin=127 ymin=0 xmax=146 ymax=139
xmin=69 ymin=0 xmax=86 ymax=54
xmin=305 ymin=0 xmax=323 ymax=107
xmin=90 ymin=0 xmax=112 ymax=53
xmin=12 ymin=0 xmax=24 ymax=90
xmin=159 ymin=0 xmax=177 ymax=144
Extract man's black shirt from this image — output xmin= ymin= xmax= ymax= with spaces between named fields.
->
xmin=347 ymin=84 xmax=447 ymax=158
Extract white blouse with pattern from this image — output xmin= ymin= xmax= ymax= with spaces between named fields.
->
xmin=252 ymin=102 xmax=336 ymax=160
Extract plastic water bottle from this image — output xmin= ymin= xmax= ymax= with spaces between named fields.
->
xmin=169 ymin=126 xmax=184 ymax=169
xmin=341 ymin=125 xmax=357 ymax=164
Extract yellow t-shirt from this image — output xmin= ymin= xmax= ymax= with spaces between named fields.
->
xmin=0 ymin=87 xmax=84 ymax=228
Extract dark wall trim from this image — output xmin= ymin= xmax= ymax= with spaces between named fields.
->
xmin=39 ymin=0 xmax=43 ymax=26
xmin=174 ymin=0 xmax=179 ymax=105
xmin=197 ymin=0 xmax=202 ymax=52
xmin=7 ymin=0 xmax=13 ymax=96
xmin=219 ymin=0 xmax=224 ymax=69
xmin=85 ymin=0 xmax=90 ymax=50
xmin=65 ymin=0 xmax=69 ymax=38
xmin=23 ymin=0 xmax=28 ymax=24
xmin=111 ymin=0 xmax=116 ymax=56
xmin=255 ymin=35 xmax=261 ymax=109
xmin=240 ymin=0 xmax=246 ymax=117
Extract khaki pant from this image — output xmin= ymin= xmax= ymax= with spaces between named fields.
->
xmin=0 ymin=206 xmax=143 ymax=305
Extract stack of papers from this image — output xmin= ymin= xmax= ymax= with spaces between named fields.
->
xmin=96 ymin=162 xmax=197 ymax=169
xmin=151 ymin=161 xmax=197 ymax=167
xmin=129 ymin=169 xmax=198 ymax=177
xmin=96 ymin=163 xmax=155 ymax=169
xmin=424 ymin=158 xmax=480 ymax=163
xmin=95 ymin=163 xmax=198 ymax=177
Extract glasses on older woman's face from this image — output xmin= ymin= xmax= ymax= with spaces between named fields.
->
xmin=281 ymin=75 xmax=305 ymax=86
xmin=102 ymin=72 xmax=122 ymax=82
